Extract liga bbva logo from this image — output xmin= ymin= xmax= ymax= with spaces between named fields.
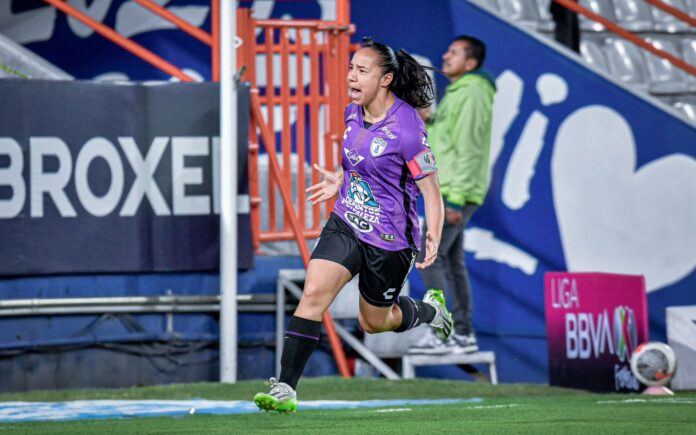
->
xmin=565 ymin=304 xmax=638 ymax=362
xmin=613 ymin=306 xmax=637 ymax=363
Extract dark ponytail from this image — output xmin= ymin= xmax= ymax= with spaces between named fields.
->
xmin=361 ymin=37 xmax=434 ymax=109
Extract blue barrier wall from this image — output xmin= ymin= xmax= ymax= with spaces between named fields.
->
xmin=352 ymin=0 xmax=696 ymax=383
xmin=1 ymin=0 xmax=694 ymax=389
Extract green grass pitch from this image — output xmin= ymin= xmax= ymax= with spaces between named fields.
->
xmin=1 ymin=377 xmax=694 ymax=434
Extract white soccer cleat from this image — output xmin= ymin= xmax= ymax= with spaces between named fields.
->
xmin=253 ymin=377 xmax=298 ymax=414
xmin=423 ymin=289 xmax=454 ymax=342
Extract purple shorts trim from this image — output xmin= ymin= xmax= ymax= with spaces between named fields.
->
xmin=286 ymin=330 xmax=320 ymax=341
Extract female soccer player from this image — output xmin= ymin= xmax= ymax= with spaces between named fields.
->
xmin=254 ymin=38 xmax=452 ymax=413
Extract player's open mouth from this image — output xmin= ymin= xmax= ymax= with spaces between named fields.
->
xmin=349 ymin=87 xmax=361 ymax=99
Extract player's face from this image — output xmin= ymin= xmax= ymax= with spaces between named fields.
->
xmin=347 ymin=47 xmax=390 ymax=106
xmin=442 ymin=40 xmax=476 ymax=79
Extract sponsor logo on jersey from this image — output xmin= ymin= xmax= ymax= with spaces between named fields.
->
xmin=347 ymin=171 xmax=379 ymax=209
xmin=380 ymin=126 xmax=396 ymax=139
xmin=370 ymin=137 xmax=388 ymax=157
xmin=380 ymin=233 xmax=395 ymax=242
xmin=344 ymin=148 xmax=364 ymax=166
xmin=347 ymin=113 xmax=357 ymax=121
xmin=345 ymin=211 xmax=373 ymax=232
xmin=422 ymin=136 xmax=430 ymax=148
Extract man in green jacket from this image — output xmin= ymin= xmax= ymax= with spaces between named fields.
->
xmin=412 ymin=35 xmax=496 ymax=355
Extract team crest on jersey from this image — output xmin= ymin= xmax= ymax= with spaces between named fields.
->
xmin=370 ymin=137 xmax=388 ymax=157
xmin=344 ymin=148 xmax=364 ymax=166
xmin=348 ymin=171 xmax=379 ymax=208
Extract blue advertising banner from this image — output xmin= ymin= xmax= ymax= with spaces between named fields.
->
xmin=352 ymin=0 xmax=696 ymax=381
xmin=0 ymin=80 xmax=253 ymax=275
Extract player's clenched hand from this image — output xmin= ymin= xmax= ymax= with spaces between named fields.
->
xmin=306 ymin=163 xmax=342 ymax=205
xmin=416 ymin=231 xmax=438 ymax=269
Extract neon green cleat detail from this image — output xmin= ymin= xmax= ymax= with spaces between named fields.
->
xmin=424 ymin=289 xmax=454 ymax=342
xmin=254 ymin=377 xmax=298 ymax=414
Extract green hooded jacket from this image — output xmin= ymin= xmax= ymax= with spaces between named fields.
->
xmin=427 ymin=70 xmax=496 ymax=208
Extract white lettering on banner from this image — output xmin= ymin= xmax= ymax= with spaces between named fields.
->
xmin=119 ymin=137 xmax=170 ymax=216
xmin=0 ymin=138 xmax=25 ymax=218
xmin=551 ymin=277 xmax=579 ymax=309
xmin=566 ymin=314 xmax=577 ymax=359
xmin=172 ymin=137 xmax=210 ymax=215
xmin=30 ymin=137 xmax=77 ymax=218
xmin=75 ymin=137 xmax=124 ymax=217
xmin=67 ymin=0 xmax=111 ymax=38
xmin=0 ymin=136 xmax=228 ymax=219
xmin=565 ymin=310 xmax=614 ymax=359
xmin=212 ymin=137 xmax=220 ymax=215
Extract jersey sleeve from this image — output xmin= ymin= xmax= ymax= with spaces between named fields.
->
xmin=344 ymin=103 xmax=357 ymax=125
xmin=402 ymin=123 xmax=437 ymax=180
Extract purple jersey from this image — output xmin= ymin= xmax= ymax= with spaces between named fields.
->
xmin=333 ymin=96 xmax=437 ymax=251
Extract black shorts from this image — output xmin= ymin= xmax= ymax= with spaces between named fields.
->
xmin=311 ymin=213 xmax=417 ymax=307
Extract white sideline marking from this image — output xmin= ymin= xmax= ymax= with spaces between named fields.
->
xmin=373 ymin=408 xmax=412 ymax=413
xmin=0 ymin=398 xmax=483 ymax=422
xmin=463 ymin=404 xmax=523 ymax=410
xmin=596 ymin=398 xmax=696 ymax=405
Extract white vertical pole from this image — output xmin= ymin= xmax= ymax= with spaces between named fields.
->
xmin=219 ymin=0 xmax=238 ymax=383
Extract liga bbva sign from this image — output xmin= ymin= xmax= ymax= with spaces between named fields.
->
xmin=545 ymin=272 xmax=648 ymax=392
xmin=0 ymin=80 xmax=252 ymax=275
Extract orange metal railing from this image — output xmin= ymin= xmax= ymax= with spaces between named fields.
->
xmin=238 ymin=8 xmax=354 ymax=377
xmin=553 ymin=0 xmax=696 ymax=77
xmin=237 ymin=9 xmax=354 ymax=249
xmin=645 ymin=0 xmax=696 ymax=28
xmin=42 ymin=0 xmax=202 ymax=81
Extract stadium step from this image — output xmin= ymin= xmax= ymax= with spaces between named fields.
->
xmin=402 ymin=351 xmax=498 ymax=384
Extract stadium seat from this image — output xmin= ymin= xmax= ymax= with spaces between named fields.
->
xmin=681 ymin=38 xmax=696 ymax=90
xmin=497 ymin=0 xmax=544 ymax=32
xmin=643 ymin=36 xmax=690 ymax=94
xmin=604 ymin=37 xmax=651 ymax=92
xmin=650 ymin=0 xmax=691 ymax=33
xmin=580 ymin=38 xmax=611 ymax=73
xmin=613 ymin=0 xmax=655 ymax=32
xmin=654 ymin=94 xmax=675 ymax=105
xmin=469 ymin=0 xmax=502 ymax=12
xmin=673 ymin=95 xmax=696 ymax=123
xmin=533 ymin=0 xmax=556 ymax=32
xmin=578 ymin=0 xmax=618 ymax=32
xmin=686 ymin=0 xmax=696 ymax=18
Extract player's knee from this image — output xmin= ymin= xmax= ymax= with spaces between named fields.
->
xmin=358 ymin=314 xmax=386 ymax=334
xmin=301 ymin=281 xmax=326 ymax=305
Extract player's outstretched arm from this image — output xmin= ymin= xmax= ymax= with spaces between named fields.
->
xmin=306 ymin=163 xmax=344 ymax=205
xmin=415 ymin=173 xmax=444 ymax=269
